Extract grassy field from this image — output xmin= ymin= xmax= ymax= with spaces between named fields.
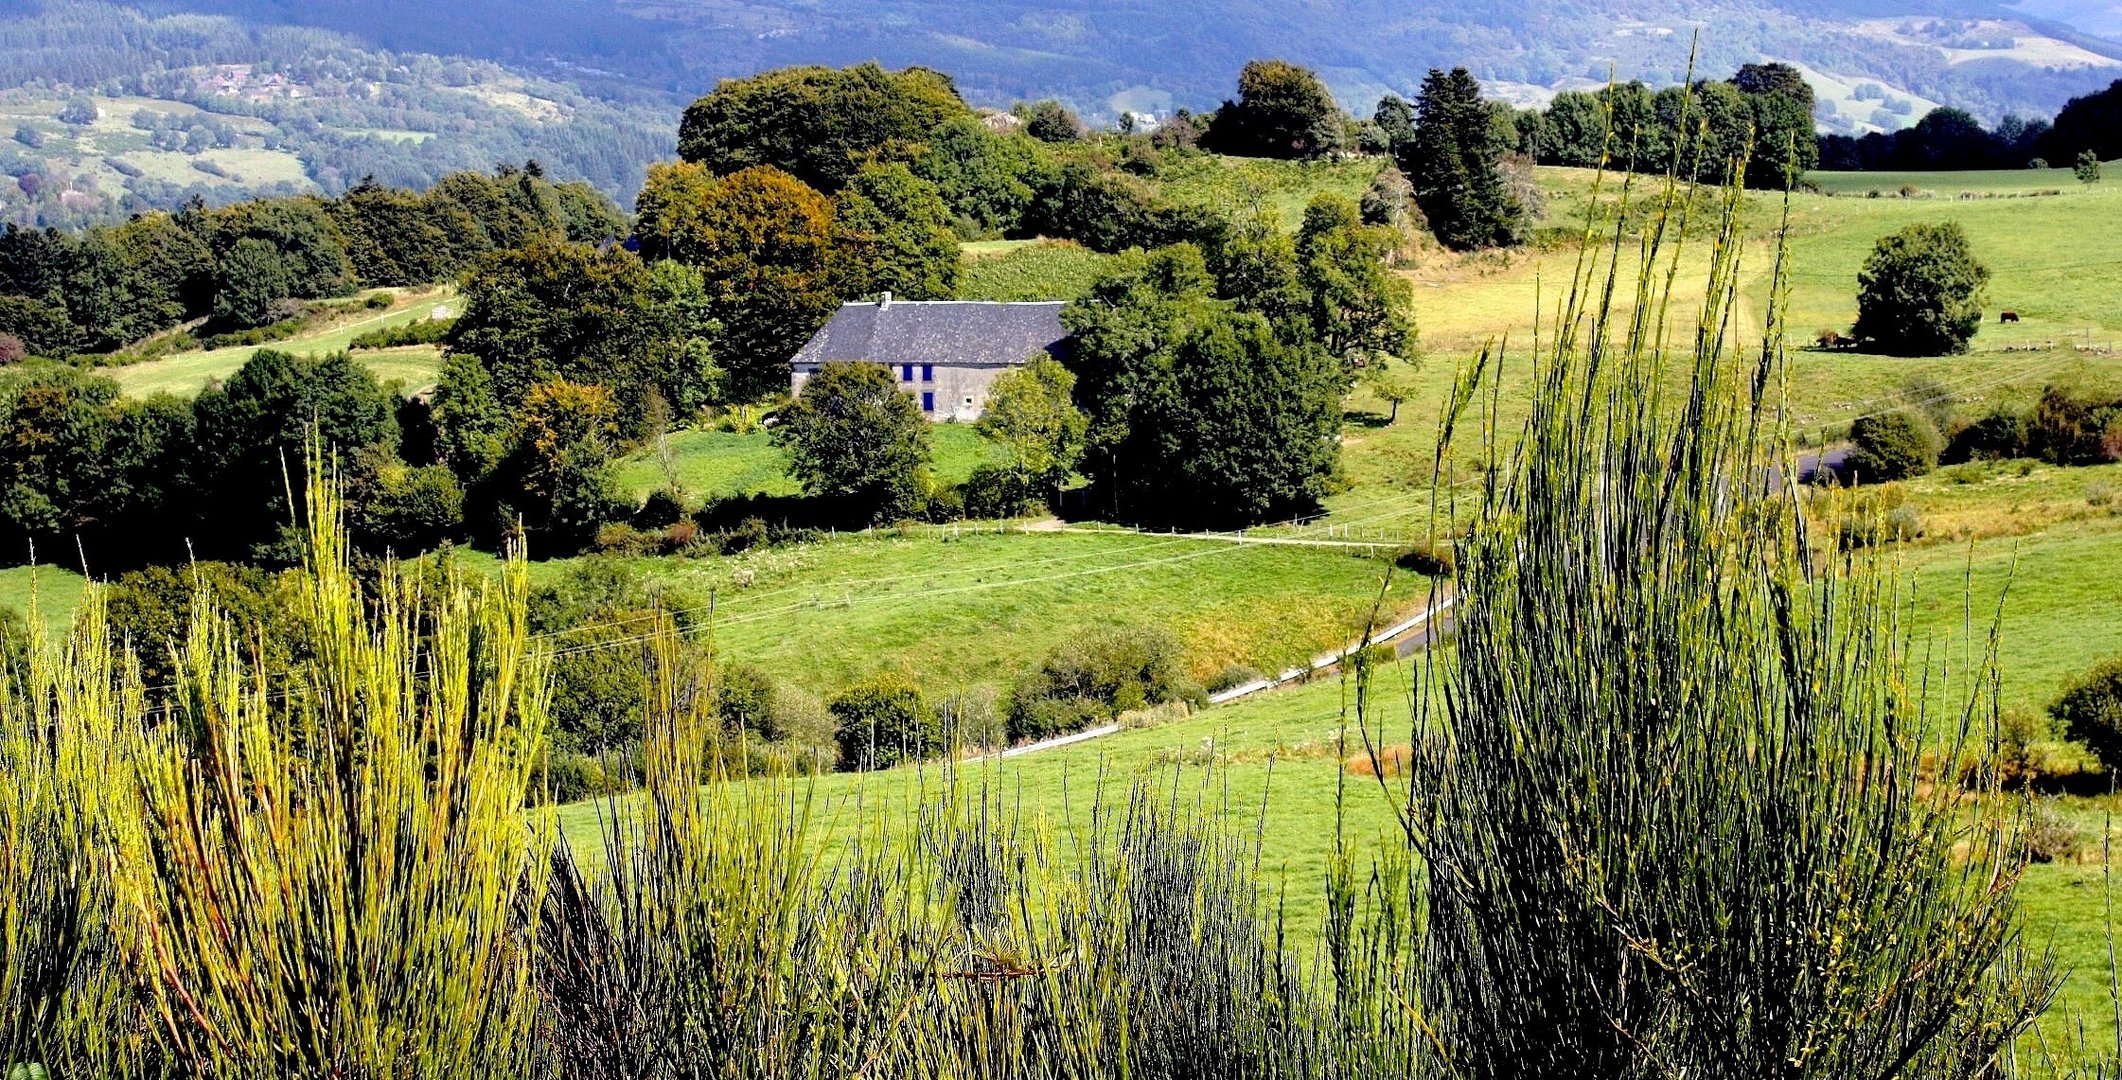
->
xmin=959 ymin=240 xmax=1113 ymax=301
xmin=576 ymin=159 xmax=2122 ymax=1054
xmin=1155 ymin=153 xmax=1386 ymax=223
xmin=1807 ymin=164 xmax=2104 ymax=196
xmin=487 ymin=525 xmax=1428 ymax=697
xmin=612 ymin=423 xmax=1003 ymax=505
xmin=0 ymin=564 xmax=88 ymax=640
xmin=105 ymin=287 xmax=453 ymax=398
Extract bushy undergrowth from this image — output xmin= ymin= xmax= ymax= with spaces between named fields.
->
xmin=349 ymin=316 xmax=454 ymax=350
xmin=1006 ymin=625 xmax=1200 ymax=743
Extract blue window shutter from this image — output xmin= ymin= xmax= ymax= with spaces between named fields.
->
xmin=902 ymin=364 xmax=914 ymax=381
xmin=922 ymin=364 xmax=933 ymax=381
xmin=922 ymin=391 xmax=934 ymax=412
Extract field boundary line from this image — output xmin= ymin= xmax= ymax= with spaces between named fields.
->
xmin=980 ymin=593 xmax=1457 ymax=762
xmin=1208 ymin=594 xmax=1456 ymax=705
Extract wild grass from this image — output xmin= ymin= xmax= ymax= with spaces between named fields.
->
xmin=1385 ymin=150 xmax=2056 ymax=1073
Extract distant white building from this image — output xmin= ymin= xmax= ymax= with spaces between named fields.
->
xmin=788 ymin=294 xmax=1073 ymax=422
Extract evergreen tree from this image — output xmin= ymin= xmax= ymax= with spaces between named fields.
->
xmin=1403 ymin=67 xmax=1525 ymax=251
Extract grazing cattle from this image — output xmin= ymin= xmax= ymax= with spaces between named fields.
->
xmin=1815 ymin=328 xmax=1845 ymax=349
xmin=2000 ymin=310 xmax=2021 ymax=323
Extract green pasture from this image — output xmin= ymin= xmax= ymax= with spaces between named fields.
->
xmin=959 ymin=240 xmax=1112 ymax=301
xmin=1154 ymin=153 xmax=1385 ymax=223
xmin=501 ymin=525 xmax=1429 ymax=696
xmin=106 ymin=288 xmax=453 ymax=398
xmin=612 ymin=423 xmax=1003 ymax=505
xmin=1807 ymin=164 xmax=2103 ymax=196
xmin=0 ymin=564 xmax=88 ymax=639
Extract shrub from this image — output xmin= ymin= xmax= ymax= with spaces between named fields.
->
xmin=920 ymin=483 xmax=965 ymax=523
xmin=1206 ymin=664 xmax=1266 ymax=694
xmin=717 ymin=662 xmax=781 ymax=740
xmin=0 ymin=333 xmax=23 ymax=365
xmin=711 ymin=515 xmax=770 ymax=554
xmin=1393 ymin=541 xmax=1455 ymax=577
xmin=2024 ymin=384 xmax=2122 ymax=465
xmin=540 ymin=748 xmax=630 ymax=806
xmin=1835 ymin=486 xmax=1922 ymax=549
xmin=935 ymin=683 xmax=1006 ymax=749
xmin=1008 ymin=626 xmax=1198 ymax=743
xmin=633 ymin=488 xmax=686 ymax=529
xmin=1007 ymin=694 xmax=1109 ymax=744
xmin=364 ymin=292 xmax=394 ymax=308
xmin=831 ymin=673 xmax=939 ymax=771
xmin=349 ymin=317 xmax=453 ymax=350
xmin=1996 ymin=705 xmax=2050 ymax=780
xmin=351 ymin=463 xmax=463 ymax=555
xmin=2025 ymin=799 xmax=2083 ymax=864
xmin=201 ymin=315 xmax=310 ymax=351
xmin=1942 ymin=405 xmax=2026 ymax=463
xmin=2053 ymin=655 xmax=2122 ymax=773
xmin=962 ymin=463 xmax=1043 ymax=519
xmin=1846 ymin=409 xmax=1943 ymax=482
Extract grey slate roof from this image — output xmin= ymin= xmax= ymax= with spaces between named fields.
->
xmin=790 ymin=300 xmax=1071 ymax=370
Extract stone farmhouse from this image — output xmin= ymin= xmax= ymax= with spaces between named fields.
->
xmin=788 ymin=294 xmax=1073 ymax=422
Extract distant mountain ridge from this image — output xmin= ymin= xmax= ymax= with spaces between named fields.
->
xmin=127 ymin=0 xmax=2122 ymax=124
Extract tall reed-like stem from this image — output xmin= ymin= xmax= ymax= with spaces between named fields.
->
xmin=1394 ymin=117 xmax=2057 ymax=1079
xmin=125 ymin=451 xmax=554 ymax=1078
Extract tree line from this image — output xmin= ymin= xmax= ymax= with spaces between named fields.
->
xmin=1818 ymin=78 xmax=2122 ymax=172
xmin=0 ymin=164 xmax=624 ymax=359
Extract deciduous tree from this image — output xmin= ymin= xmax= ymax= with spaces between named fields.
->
xmin=977 ymin=355 xmax=1087 ymax=498
xmin=1204 ymin=59 xmax=1346 ymax=160
xmin=774 ymin=361 xmax=932 ymax=524
xmin=677 ymin=63 xmax=970 ymax=192
xmin=832 ymin=163 xmax=962 ymax=300
xmin=1852 ymin=222 xmax=1989 ymax=356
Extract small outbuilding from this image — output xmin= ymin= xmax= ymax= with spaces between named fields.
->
xmin=788 ymin=294 xmax=1073 ymax=422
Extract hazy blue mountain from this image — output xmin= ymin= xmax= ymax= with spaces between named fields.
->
xmin=131 ymin=0 xmax=2122 ymax=122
